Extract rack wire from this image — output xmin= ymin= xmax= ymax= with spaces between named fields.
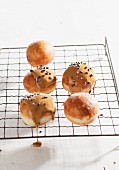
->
xmin=0 ymin=38 xmax=119 ymax=139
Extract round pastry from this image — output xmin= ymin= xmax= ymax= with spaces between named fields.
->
xmin=64 ymin=92 xmax=99 ymax=126
xmin=20 ymin=93 xmax=56 ymax=127
xmin=26 ymin=40 xmax=55 ymax=67
xmin=62 ymin=62 xmax=96 ymax=93
xmin=23 ymin=66 xmax=56 ymax=93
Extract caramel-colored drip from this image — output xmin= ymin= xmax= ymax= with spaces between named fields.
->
xmin=22 ymin=94 xmax=55 ymax=127
xmin=33 ymin=141 xmax=42 ymax=147
xmin=33 ymin=127 xmax=42 ymax=147
xmin=52 ymin=112 xmax=55 ymax=120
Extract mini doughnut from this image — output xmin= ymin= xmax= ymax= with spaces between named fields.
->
xmin=26 ymin=40 xmax=55 ymax=67
xmin=62 ymin=62 xmax=96 ymax=93
xmin=20 ymin=93 xmax=56 ymax=127
xmin=23 ymin=66 xmax=56 ymax=93
xmin=64 ymin=92 xmax=99 ymax=126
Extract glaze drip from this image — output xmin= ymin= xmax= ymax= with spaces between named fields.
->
xmin=20 ymin=93 xmax=56 ymax=127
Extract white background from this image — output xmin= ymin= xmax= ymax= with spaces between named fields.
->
xmin=0 ymin=0 xmax=119 ymax=170
xmin=0 ymin=0 xmax=119 ymax=82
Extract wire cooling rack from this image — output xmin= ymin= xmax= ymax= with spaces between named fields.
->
xmin=0 ymin=38 xmax=119 ymax=139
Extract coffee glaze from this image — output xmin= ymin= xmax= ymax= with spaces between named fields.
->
xmin=23 ymin=66 xmax=56 ymax=94
xmin=62 ymin=62 xmax=96 ymax=94
xmin=33 ymin=141 xmax=42 ymax=147
xmin=20 ymin=93 xmax=56 ymax=147
xmin=20 ymin=93 xmax=55 ymax=127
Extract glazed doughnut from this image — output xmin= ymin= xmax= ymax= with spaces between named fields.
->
xmin=64 ymin=92 xmax=99 ymax=126
xmin=62 ymin=62 xmax=96 ymax=93
xmin=23 ymin=66 xmax=56 ymax=93
xmin=26 ymin=40 xmax=55 ymax=67
xmin=20 ymin=93 xmax=56 ymax=127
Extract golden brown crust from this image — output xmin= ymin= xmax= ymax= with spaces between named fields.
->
xmin=64 ymin=92 xmax=99 ymax=126
xmin=20 ymin=93 xmax=56 ymax=127
xmin=23 ymin=67 xmax=56 ymax=94
xmin=62 ymin=62 xmax=96 ymax=93
xmin=26 ymin=40 xmax=55 ymax=67
xmin=66 ymin=114 xmax=97 ymax=126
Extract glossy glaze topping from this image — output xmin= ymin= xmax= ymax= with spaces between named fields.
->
xmin=20 ymin=93 xmax=55 ymax=127
xmin=62 ymin=62 xmax=96 ymax=93
xmin=30 ymin=67 xmax=56 ymax=89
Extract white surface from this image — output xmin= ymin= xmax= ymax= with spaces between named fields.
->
xmin=0 ymin=0 xmax=119 ymax=170
xmin=0 ymin=137 xmax=119 ymax=170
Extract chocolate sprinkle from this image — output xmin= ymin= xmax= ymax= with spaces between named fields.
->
xmin=80 ymin=71 xmax=83 ymax=73
xmin=87 ymin=82 xmax=90 ymax=84
xmin=34 ymin=92 xmax=38 ymax=95
xmin=41 ymin=70 xmax=45 ymax=73
xmin=90 ymin=74 xmax=93 ymax=77
xmin=89 ymin=90 xmax=91 ymax=94
xmin=85 ymin=72 xmax=88 ymax=74
xmin=46 ymin=67 xmax=49 ymax=69
xmin=26 ymin=96 xmax=31 ymax=98
xmin=71 ymin=84 xmax=75 ymax=87
xmin=53 ymin=76 xmax=56 ymax=80
xmin=41 ymin=96 xmax=48 ymax=99
xmin=84 ymin=66 xmax=87 ymax=69
xmin=48 ymin=76 xmax=52 ymax=80
xmin=30 ymin=70 xmax=34 ymax=72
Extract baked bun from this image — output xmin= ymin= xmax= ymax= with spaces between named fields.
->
xmin=23 ymin=66 xmax=56 ymax=93
xmin=20 ymin=93 xmax=56 ymax=127
xmin=26 ymin=40 xmax=55 ymax=67
xmin=64 ymin=92 xmax=99 ymax=126
xmin=62 ymin=62 xmax=96 ymax=93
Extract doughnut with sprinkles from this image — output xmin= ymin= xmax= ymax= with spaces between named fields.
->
xmin=62 ymin=62 xmax=96 ymax=93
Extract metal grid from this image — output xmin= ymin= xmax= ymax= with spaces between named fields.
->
xmin=0 ymin=38 xmax=119 ymax=139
